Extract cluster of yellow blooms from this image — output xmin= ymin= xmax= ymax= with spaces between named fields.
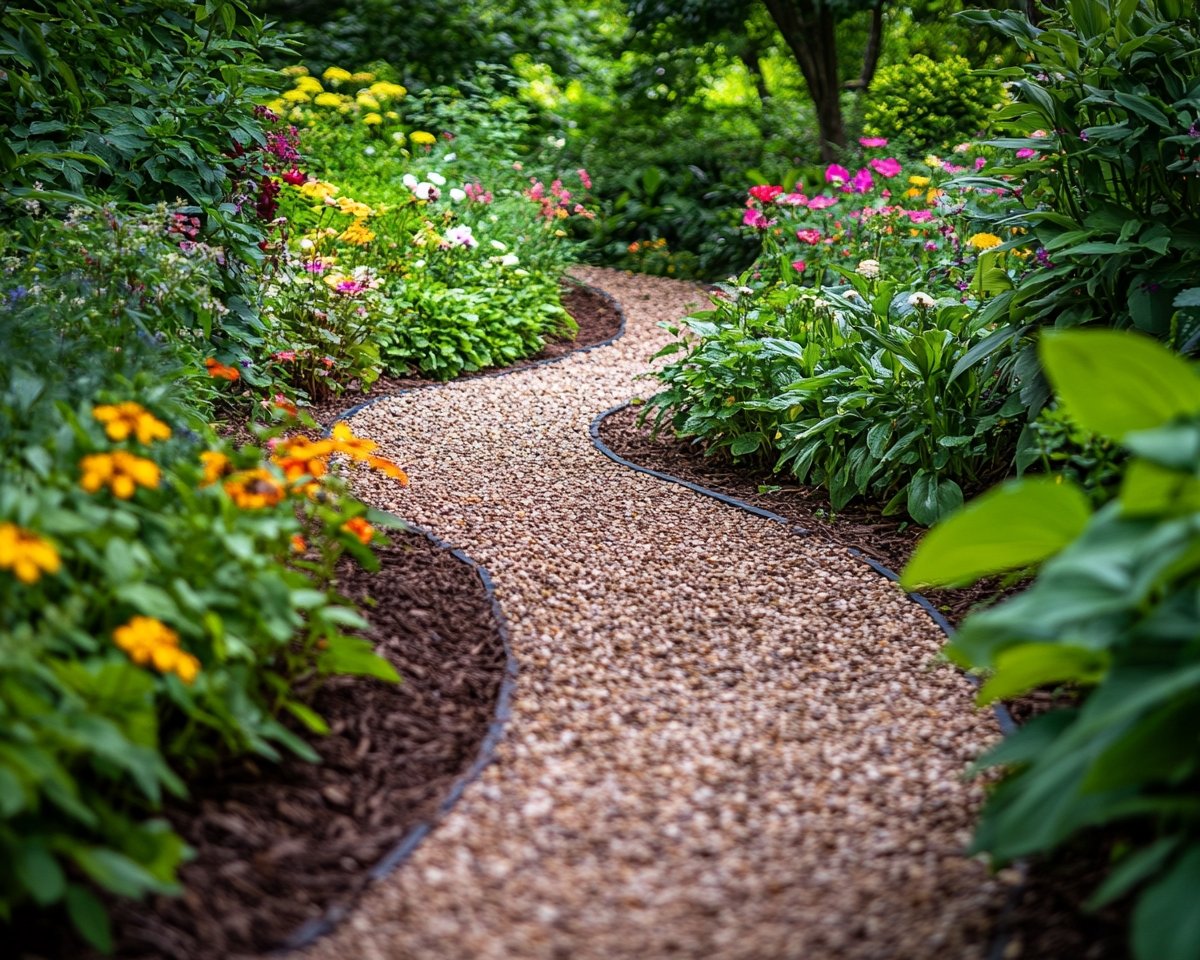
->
xmin=0 ymin=522 xmax=60 ymax=584
xmin=273 ymin=67 xmax=406 ymax=126
xmin=93 ymin=402 xmax=171 ymax=444
xmin=80 ymin=451 xmax=162 ymax=499
xmin=113 ymin=616 xmax=200 ymax=684
xmin=968 ymin=232 xmax=1003 ymax=251
xmin=339 ymin=219 xmax=376 ymax=246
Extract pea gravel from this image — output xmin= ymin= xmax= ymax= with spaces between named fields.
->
xmin=304 ymin=267 xmax=1012 ymax=960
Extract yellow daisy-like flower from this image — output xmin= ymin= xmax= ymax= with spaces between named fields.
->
xmin=322 ymin=66 xmax=353 ymax=84
xmin=355 ymin=92 xmax=380 ymax=110
xmin=410 ymin=130 xmax=436 ymax=146
xmin=908 ymin=175 xmax=930 ymax=187
xmin=926 ymin=188 xmax=945 ymax=205
xmin=0 ymin=523 xmax=61 ymax=584
xmin=363 ymin=112 xmax=383 ymax=126
xmin=339 ymin=219 xmax=376 ymax=246
xmin=199 ymin=451 xmax=231 ymax=486
xmin=298 ymin=179 xmax=339 ymax=200
xmin=113 ymin=616 xmax=200 ymax=684
xmin=294 ymin=75 xmax=323 ymax=94
xmin=968 ymin=232 xmax=1003 ymax=251
xmin=92 ymin=402 xmax=171 ymax=445
xmin=368 ymin=80 xmax=407 ymax=100
xmin=80 ymin=451 xmax=161 ymax=499
xmin=334 ymin=196 xmax=374 ymax=218
xmin=280 ymin=65 xmax=309 ymax=77
xmin=282 ymin=88 xmax=311 ymax=103
xmin=924 ymin=154 xmax=942 ymax=168
xmin=351 ymin=71 xmax=376 ymax=83
xmin=223 ymin=468 xmax=286 ymax=509
xmin=314 ymin=92 xmax=347 ymax=108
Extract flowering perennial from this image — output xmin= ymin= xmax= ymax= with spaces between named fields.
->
xmin=113 ymin=616 xmax=200 ymax=684
xmin=0 ymin=523 xmax=61 ymax=584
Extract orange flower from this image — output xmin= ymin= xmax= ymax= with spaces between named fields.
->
xmin=366 ymin=454 xmax=408 ymax=483
xmin=224 ymin=469 xmax=286 ymax=509
xmin=0 ymin=523 xmax=61 ymax=584
xmin=205 ymin=358 xmax=241 ymax=381
xmin=342 ymin=517 xmax=376 ymax=544
xmin=92 ymin=402 xmax=171 ymax=444
xmin=290 ymin=534 xmax=308 ymax=552
xmin=200 ymin=451 xmax=232 ymax=486
xmin=113 ymin=615 xmax=199 ymax=684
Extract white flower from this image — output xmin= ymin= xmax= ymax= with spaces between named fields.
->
xmin=402 ymin=173 xmax=419 ymax=189
xmin=363 ymin=146 xmax=376 ymax=156
xmin=427 ymin=171 xmax=446 ymax=186
xmin=855 ymin=258 xmax=881 ymax=279
xmin=444 ymin=225 xmax=476 ymax=248
xmin=392 ymin=131 xmax=406 ymax=143
xmin=444 ymin=152 xmax=457 ymax=162
xmin=449 ymin=187 xmax=467 ymax=202
xmin=299 ymin=237 xmax=315 ymax=251
xmin=908 ymin=292 xmax=936 ymax=310
xmin=490 ymin=240 xmax=507 ymax=251
xmin=413 ymin=182 xmax=439 ymax=201
xmin=499 ymin=253 xmax=519 ymax=267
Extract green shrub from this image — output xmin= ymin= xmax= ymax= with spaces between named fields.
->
xmin=862 ymin=54 xmax=1005 ymax=152
xmin=903 ymin=328 xmax=1200 ymax=960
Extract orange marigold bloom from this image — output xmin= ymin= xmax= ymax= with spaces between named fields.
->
xmin=113 ymin=615 xmax=200 ymax=684
xmin=80 ymin=451 xmax=161 ymax=499
xmin=290 ymin=534 xmax=308 ymax=552
xmin=342 ymin=517 xmax=376 ymax=544
xmin=200 ymin=451 xmax=232 ymax=486
xmin=205 ymin=358 xmax=241 ymax=381
xmin=92 ymin=402 xmax=171 ymax=444
xmin=366 ymin=454 xmax=408 ymax=483
xmin=0 ymin=523 xmax=61 ymax=584
xmin=224 ymin=469 xmax=286 ymax=509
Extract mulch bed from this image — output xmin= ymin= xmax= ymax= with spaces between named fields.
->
xmin=596 ymin=402 xmax=1132 ymax=960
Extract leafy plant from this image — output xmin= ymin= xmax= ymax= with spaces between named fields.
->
xmin=903 ymin=328 xmax=1200 ymax=960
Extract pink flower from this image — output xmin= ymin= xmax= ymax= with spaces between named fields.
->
xmin=335 ymin=279 xmax=367 ymax=296
xmin=577 ymin=168 xmax=592 ymax=189
xmin=743 ymin=208 xmax=775 ymax=230
xmin=791 ymin=260 xmax=806 ymax=272
xmin=795 ymin=228 xmax=822 ymax=244
xmin=778 ymin=192 xmax=809 ymax=206
xmin=942 ymin=162 xmax=967 ymax=174
xmin=465 ymin=182 xmax=493 ymax=204
xmin=825 ymin=164 xmax=850 ymax=186
xmin=302 ymin=260 xmax=327 ymax=274
xmin=975 ymin=156 xmax=988 ymax=170
xmin=527 ymin=180 xmax=545 ymax=201
xmin=859 ymin=137 xmax=888 ymax=148
xmin=273 ymin=350 xmax=297 ymax=362
xmin=905 ymin=209 xmax=934 ymax=224
xmin=869 ymin=157 xmax=902 ymax=178
xmin=1016 ymin=148 xmax=1038 ymax=160
xmin=806 ymin=195 xmax=838 ymax=210
xmin=851 ymin=168 xmax=874 ymax=193
xmin=924 ymin=240 xmax=939 ymax=251
xmin=749 ymin=184 xmax=784 ymax=203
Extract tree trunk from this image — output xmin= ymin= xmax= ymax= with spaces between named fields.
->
xmin=761 ymin=0 xmax=846 ymax=162
xmin=739 ymin=41 xmax=771 ymax=109
xmin=858 ymin=1 xmax=883 ymax=91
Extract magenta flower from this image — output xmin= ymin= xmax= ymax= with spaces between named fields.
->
xmin=795 ymin=228 xmax=822 ymax=244
xmin=851 ymin=168 xmax=874 ymax=193
xmin=791 ymin=259 xmax=806 ymax=273
xmin=578 ymin=168 xmax=592 ymax=189
xmin=749 ymin=184 xmax=784 ymax=203
xmin=975 ymin=157 xmax=988 ymax=170
xmin=905 ymin=209 xmax=934 ymax=224
xmin=825 ymin=164 xmax=851 ymax=186
xmin=1016 ymin=148 xmax=1038 ymax=160
xmin=334 ymin=279 xmax=367 ymax=296
xmin=859 ymin=137 xmax=889 ymax=148
xmin=303 ymin=260 xmax=327 ymax=274
xmin=778 ymin=192 xmax=808 ymax=206
xmin=806 ymin=195 xmax=838 ymax=210
xmin=868 ymin=157 xmax=902 ymax=178
xmin=743 ymin=208 xmax=775 ymax=230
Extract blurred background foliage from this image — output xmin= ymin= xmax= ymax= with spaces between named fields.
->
xmin=255 ymin=0 xmax=1027 ymax=279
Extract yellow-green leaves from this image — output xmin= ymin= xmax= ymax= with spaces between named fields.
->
xmin=901 ymin=477 xmax=1092 ymax=589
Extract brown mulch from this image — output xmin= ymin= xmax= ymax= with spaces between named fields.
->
xmin=596 ymin=402 xmax=1131 ymax=960
xmin=15 ymin=533 xmax=508 ymax=960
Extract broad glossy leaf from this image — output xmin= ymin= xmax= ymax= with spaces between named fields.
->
xmin=977 ymin=643 xmax=1110 ymax=704
xmin=1132 ymin=848 xmax=1200 ymax=960
xmin=901 ymin=477 xmax=1092 ymax=589
xmin=1040 ymin=330 xmax=1200 ymax=440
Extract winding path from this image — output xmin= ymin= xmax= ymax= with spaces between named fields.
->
xmin=304 ymin=268 xmax=1009 ymax=960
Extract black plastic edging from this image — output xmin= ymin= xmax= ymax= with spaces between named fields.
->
xmin=278 ymin=281 xmax=627 ymax=953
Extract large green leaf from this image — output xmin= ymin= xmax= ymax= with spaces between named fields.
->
xmin=901 ymin=477 xmax=1092 ymax=589
xmin=1040 ymin=330 xmax=1200 ymax=440
xmin=977 ymin=643 xmax=1110 ymax=704
xmin=1132 ymin=848 xmax=1200 ymax=960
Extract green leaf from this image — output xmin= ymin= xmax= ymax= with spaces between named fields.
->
xmin=1132 ymin=848 xmax=1200 ymax=960
xmin=906 ymin=472 xmax=963 ymax=527
xmin=318 ymin=636 xmax=400 ymax=683
xmin=1087 ymin=837 xmax=1181 ymax=910
xmin=1120 ymin=460 xmax=1200 ymax=516
xmin=977 ymin=643 xmax=1110 ymax=704
xmin=115 ymin=583 xmax=180 ymax=622
xmin=72 ymin=846 xmax=174 ymax=898
xmin=901 ymin=477 xmax=1092 ymax=589
xmin=729 ymin=432 xmax=763 ymax=456
xmin=15 ymin=842 xmax=66 ymax=906
xmin=65 ymin=884 xmax=113 ymax=953
xmin=1039 ymin=330 xmax=1200 ymax=440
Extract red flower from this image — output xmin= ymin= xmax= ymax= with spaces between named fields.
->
xmin=748 ymin=184 xmax=784 ymax=203
xmin=281 ymin=167 xmax=307 ymax=186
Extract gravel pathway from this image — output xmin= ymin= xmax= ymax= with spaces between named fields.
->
xmin=304 ymin=267 xmax=1010 ymax=960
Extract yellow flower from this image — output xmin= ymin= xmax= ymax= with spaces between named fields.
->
xmin=298 ymin=179 xmax=339 ymax=200
xmin=113 ymin=616 xmax=200 ymax=684
xmin=368 ymin=80 xmax=407 ymax=100
xmin=224 ymin=469 xmax=286 ymax=509
xmin=924 ymin=154 xmax=942 ymax=168
xmin=294 ymin=75 xmax=324 ymax=94
xmin=905 ymin=187 xmax=922 ymax=199
xmin=80 ymin=451 xmax=161 ymax=499
xmin=282 ymin=89 xmax=311 ymax=103
xmin=908 ymin=175 xmax=930 ymax=187
xmin=280 ymin=65 xmax=310 ymax=77
xmin=92 ymin=402 xmax=170 ymax=445
xmin=200 ymin=451 xmax=231 ymax=486
xmin=339 ymin=219 xmax=376 ymax=246
xmin=0 ymin=523 xmax=61 ymax=584
xmin=351 ymin=71 xmax=376 ymax=83
xmin=355 ymin=92 xmax=380 ymax=110
xmin=322 ymin=66 xmax=353 ymax=84
xmin=968 ymin=232 xmax=1003 ymax=251
xmin=314 ymin=92 xmax=347 ymax=108
xmin=926 ymin=188 xmax=945 ymax=205
xmin=410 ymin=130 xmax=436 ymax=146
xmin=335 ymin=196 xmax=373 ymax=218
xmin=363 ymin=112 xmax=382 ymax=126
xmin=385 ymin=110 xmax=399 ymax=120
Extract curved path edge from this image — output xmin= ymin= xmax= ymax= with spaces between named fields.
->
xmin=279 ymin=280 xmax=628 ymax=953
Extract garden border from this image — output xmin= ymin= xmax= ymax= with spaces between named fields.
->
xmin=277 ymin=279 xmax=627 ymax=952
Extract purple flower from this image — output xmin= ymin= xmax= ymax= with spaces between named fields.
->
xmin=850 ymin=168 xmax=874 ymax=193
xmin=825 ymin=163 xmax=851 ymax=186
